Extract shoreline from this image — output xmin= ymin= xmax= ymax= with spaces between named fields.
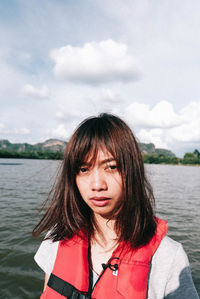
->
xmin=0 ymin=155 xmax=199 ymax=166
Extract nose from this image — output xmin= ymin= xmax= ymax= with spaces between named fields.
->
xmin=90 ymin=169 xmax=107 ymax=191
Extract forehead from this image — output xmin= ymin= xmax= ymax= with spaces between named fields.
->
xmin=84 ymin=147 xmax=115 ymax=164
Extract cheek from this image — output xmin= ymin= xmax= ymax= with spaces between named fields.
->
xmin=110 ymin=176 xmax=123 ymax=196
xmin=117 ymin=180 xmax=123 ymax=199
xmin=113 ymin=174 xmax=123 ymax=189
xmin=76 ymin=177 xmax=87 ymax=197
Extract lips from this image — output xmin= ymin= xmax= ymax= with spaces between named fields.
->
xmin=90 ymin=197 xmax=111 ymax=207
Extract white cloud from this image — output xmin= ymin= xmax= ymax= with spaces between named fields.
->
xmin=92 ymin=88 xmax=121 ymax=104
xmin=13 ymin=128 xmax=30 ymax=135
xmin=50 ymin=39 xmax=141 ymax=85
xmin=52 ymin=124 xmax=71 ymax=139
xmin=55 ymin=108 xmax=90 ymax=123
xmin=169 ymin=102 xmax=200 ymax=143
xmin=0 ymin=123 xmax=30 ymax=135
xmin=53 ymin=110 xmax=90 ymax=139
xmin=87 ymin=88 xmax=123 ymax=114
xmin=125 ymin=101 xmax=184 ymax=129
xmin=137 ymin=128 xmax=168 ymax=149
xmin=21 ymin=84 xmax=49 ymax=99
xmin=0 ymin=123 xmax=5 ymax=131
xmin=52 ymin=93 xmax=122 ymax=140
xmin=129 ymin=101 xmax=200 ymax=155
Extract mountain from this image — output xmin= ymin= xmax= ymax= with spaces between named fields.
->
xmin=139 ymin=142 xmax=156 ymax=154
xmin=139 ymin=142 xmax=175 ymax=157
xmin=0 ymin=139 xmax=67 ymax=153
xmin=0 ymin=139 xmax=175 ymax=157
xmin=154 ymin=148 xmax=175 ymax=157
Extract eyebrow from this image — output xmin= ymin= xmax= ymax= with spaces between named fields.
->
xmin=82 ymin=158 xmax=116 ymax=166
xmin=99 ymin=158 xmax=116 ymax=165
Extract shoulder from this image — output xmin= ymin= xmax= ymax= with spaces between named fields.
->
xmin=151 ymin=235 xmax=189 ymax=285
xmin=149 ymin=236 xmax=199 ymax=298
xmin=34 ymin=233 xmax=85 ymax=275
xmin=34 ymin=238 xmax=59 ymax=275
xmin=153 ymin=235 xmax=189 ymax=266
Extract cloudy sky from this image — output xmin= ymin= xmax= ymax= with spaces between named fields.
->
xmin=0 ymin=0 xmax=200 ymax=157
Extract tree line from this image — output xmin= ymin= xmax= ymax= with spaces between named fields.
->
xmin=0 ymin=149 xmax=200 ymax=165
xmin=0 ymin=150 xmax=63 ymax=160
xmin=143 ymin=149 xmax=200 ymax=165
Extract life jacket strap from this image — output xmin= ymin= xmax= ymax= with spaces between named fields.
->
xmin=48 ymin=273 xmax=89 ymax=299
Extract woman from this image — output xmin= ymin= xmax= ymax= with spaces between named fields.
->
xmin=33 ymin=113 xmax=198 ymax=298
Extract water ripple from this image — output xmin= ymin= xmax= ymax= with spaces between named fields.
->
xmin=0 ymin=160 xmax=199 ymax=297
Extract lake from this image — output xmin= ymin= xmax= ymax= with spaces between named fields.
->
xmin=0 ymin=159 xmax=199 ymax=298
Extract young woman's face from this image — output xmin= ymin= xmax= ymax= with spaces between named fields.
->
xmin=76 ymin=148 xmax=123 ymax=218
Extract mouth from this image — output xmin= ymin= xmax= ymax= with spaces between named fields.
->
xmin=90 ymin=197 xmax=111 ymax=207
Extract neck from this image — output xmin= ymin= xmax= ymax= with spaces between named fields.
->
xmin=92 ymin=213 xmax=118 ymax=248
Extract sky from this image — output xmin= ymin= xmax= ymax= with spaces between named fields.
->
xmin=0 ymin=0 xmax=200 ymax=157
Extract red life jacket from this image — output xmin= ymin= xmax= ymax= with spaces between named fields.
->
xmin=41 ymin=218 xmax=167 ymax=299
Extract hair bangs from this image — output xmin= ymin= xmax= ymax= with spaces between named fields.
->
xmin=71 ymin=116 xmax=120 ymax=173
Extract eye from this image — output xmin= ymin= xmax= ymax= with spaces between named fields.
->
xmin=109 ymin=165 xmax=117 ymax=170
xmin=106 ymin=164 xmax=117 ymax=171
xmin=79 ymin=167 xmax=88 ymax=173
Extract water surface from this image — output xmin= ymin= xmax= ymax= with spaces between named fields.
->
xmin=0 ymin=159 xmax=199 ymax=298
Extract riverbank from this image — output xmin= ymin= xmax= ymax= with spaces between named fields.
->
xmin=142 ymin=154 xmax=200 ymax=166
xmin=0 ymin=150 xmax=200 ymax=165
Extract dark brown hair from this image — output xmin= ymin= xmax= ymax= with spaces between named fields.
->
xmin=32 ymin=113 xmax=156 ymax=248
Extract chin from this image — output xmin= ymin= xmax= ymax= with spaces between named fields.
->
xmin=93 ymin=209 xmax=116 ymax=219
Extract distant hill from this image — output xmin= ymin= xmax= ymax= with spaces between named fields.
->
xmin=0 ymin=139 xmax=175 ymax=157
xmin=139 ymin=143 xmax=175 ymax=157
xmin=0 ymin=139 xmax=67 ymax=153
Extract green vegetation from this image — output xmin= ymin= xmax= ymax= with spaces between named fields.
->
xmin=0 ymin=150 xmax=63 ymax=160
xmin=0 ymin=145 xmax=199 ymax=165
xmin=143 ymin=149 xmax=200 ymax=165
xmin=143 ymin=154 xmax=179 ymax=165
xmin=181 ymin=149 xmax=200 ymax=165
